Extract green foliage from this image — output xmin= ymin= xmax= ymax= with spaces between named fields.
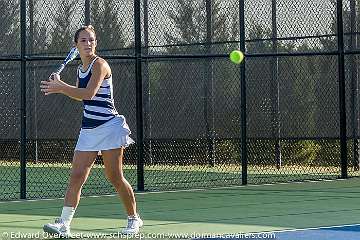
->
xmin=29 ymin=0 xmax=49 ymax=54
xmin=91 ymin=0 xmax=127 ymax=52
xmin=289 ymin=140 xmax=322 ymax=165
xmin=48 ymin=0 xmax=78 ymax=54
xmin=316 ymin=141 xmax=340 ymax=166
xmin=319 ymin=0 xmax=360 ymax=51
xmin=164 ymin=0 xmax=233 ymax=53
xmin=0 ymin=0 xmax=20 ymax=55
xmin=31 ymin=20 xmax=49 ymax=53
xmin=151 ymin=1 xmax=243 ymax=138
xmin=215 ymin=139 xmax=240 ymax=164
xmin=246 ymin=22 xmax=272 ymax=53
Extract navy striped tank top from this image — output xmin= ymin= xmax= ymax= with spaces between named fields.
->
xmin=78 ymin=57 xmax=118 ymax=129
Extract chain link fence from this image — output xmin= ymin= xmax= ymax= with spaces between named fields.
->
xmin=0 ymin=0 xmax=359 ymax=200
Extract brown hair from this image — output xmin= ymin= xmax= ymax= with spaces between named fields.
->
xmin=74 ymin=25 xmax=96 ymax=43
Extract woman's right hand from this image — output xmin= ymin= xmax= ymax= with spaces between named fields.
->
xmin=40 ymin=73 xmax=65 ymax=95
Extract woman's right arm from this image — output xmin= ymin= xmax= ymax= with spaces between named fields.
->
xmin=68 ymin=78 xmax=81 ymax=101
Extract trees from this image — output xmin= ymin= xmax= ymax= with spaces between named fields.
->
xmin=48 ymin=0 xmax=78 ymax=54
xmin=91 ymin=0 xmax=127 ymax=53
xmin=1 ymin=0 xmax=353 ymax=166
xmin=152 ymin=0 xmax=238 ymax=139
xmin=164 ymin=0 xmax=233 ymax=54
xmin=28 ymin=0 xmax=49 ymax=54
xmin=157 ymin=0 xmax=345 ymax=166
xmin=0 ymin=0 xmax=20 ymax=55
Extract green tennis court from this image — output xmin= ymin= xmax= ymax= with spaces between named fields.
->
xmin=1 ymin=178 xmax=359 ymax=239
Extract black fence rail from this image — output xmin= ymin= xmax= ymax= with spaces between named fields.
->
xmin=1 ymin=0 xmax=360 ymax=200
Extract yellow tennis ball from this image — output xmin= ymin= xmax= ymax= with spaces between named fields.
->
xmin=230 ymin=50 xmax=244 ymax=64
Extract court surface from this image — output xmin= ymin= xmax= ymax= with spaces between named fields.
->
xmin=1 ymin=178 xmax=359 ymax=239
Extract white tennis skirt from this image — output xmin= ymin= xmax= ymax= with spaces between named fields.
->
xmin=75 ymin=115 xmax=135 ymax=151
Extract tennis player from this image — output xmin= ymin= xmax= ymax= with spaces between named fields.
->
xmin=40 ymin=25 xmax=143 ymax=237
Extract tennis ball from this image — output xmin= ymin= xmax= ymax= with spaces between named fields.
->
xmin=229 ymin=50 xmax=244 ymax=64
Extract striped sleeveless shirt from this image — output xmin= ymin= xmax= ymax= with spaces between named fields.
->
xmin=78 ymin=57 xmax=118 ymax=129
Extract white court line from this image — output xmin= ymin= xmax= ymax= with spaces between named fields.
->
xmin=0 ymin=178 xmax=349 ymax=204
xmin=256 ymin=223 xmax=360 ymax=234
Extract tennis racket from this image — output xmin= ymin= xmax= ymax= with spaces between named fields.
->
xmin=52 ymin=47 xmax=79 ymax=76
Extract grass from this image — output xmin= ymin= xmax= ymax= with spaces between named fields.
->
xmin=1 ymin=160 xmax=355 ymax=201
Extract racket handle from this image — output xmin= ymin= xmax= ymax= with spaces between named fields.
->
xmin=55 ymin=64 xmax=65 ymax=75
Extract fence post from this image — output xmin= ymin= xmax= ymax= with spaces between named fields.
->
xmin=143 ymin=0 xmax=153 ymax=165
xmin=271 ymin=0 xmax=281 ymax=169
xmin=239 ymin=0 xmax=247 ymax=185
xmin=20 ymin=0 xmax=27 ymax=199
xmin=134 ymin=0 xmax=145 ymax=191
xmin=350 ymin=0 xmax=359 ymax=171
xmin=85 ymin=0 xmax=91 ymax=25
xmin=205 ymin=0 xmax=215 ymax=167
xmin=337 ymin=0 xmax=348 ymax=178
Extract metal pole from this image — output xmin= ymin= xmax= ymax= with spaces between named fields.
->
xmin=85 ymin=0 xmax=91 ymax=25
xmin=143 ymin=0 xmax=152 ymax=165
xmin=205 ymin=0 xmax=215 ymax=167
xmin=134 ymin=0 xmax=145 ymax=191
xmin=239 ymin=0 xmax=247 ymax=185
xmin=271 ymin=0 xmax=281 ymax=169
xmin=20 ymin=0 xmax=27 ymax=199
xmin=29 ymin=0 xmax=38 ymax=164
xmin=350 ymin=0 xmax=359 ymax=171
xmin=337 ymin=0 xmax=348 ymax=178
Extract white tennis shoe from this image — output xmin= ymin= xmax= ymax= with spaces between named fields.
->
xmin=43 ymin=218 xmax=71 ymax=238
xmin=122 ymin=215 xmax=143 ymax=234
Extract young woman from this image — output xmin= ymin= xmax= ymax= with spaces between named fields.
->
xmin=40 ymin=25 xmax=142 ymax=236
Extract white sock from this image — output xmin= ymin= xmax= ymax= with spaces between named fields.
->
xmin=60 ymin=206 xmax=76 ymax=226
xmin=129 ymin=213 xmax=140 ymax=219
